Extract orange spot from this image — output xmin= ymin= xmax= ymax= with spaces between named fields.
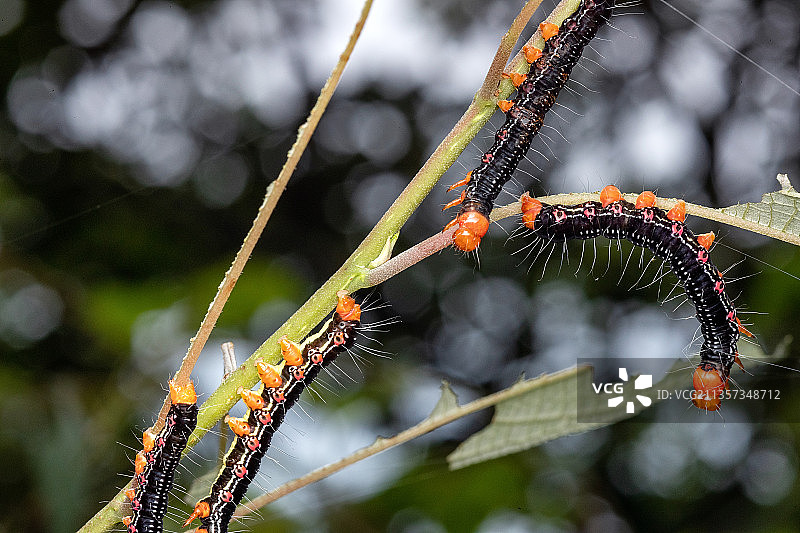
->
xmin=520 ymin=192 xmax=543 ymax=229
xmin=497 ymin=100 xmax=514 ymax=113
xmin=734 ymin=353 xmax=745 ymax=371
xmin=667 ymin=200 xmax=686 ymax=222
xmin=442 ymin=190 xmax=466 ymax=211
xmin=125 ymin=488 xmax=137 ymax=501
xmin=336 ymin=290 xmax=362 ymax=321
xmin=196 ymin=529 xmax=209 ymax=533
xmin=522 ymin=45 xmax=542 ymax=63
xmin=697 ymin=232 xmax=715 ymax=250
xmin=279 ymin=336 xmax=304 ymax=366
xmin=452 ymin=211 xmax=490 ymax=252
xmin=539 ymin=22 xmax=559 ymax=40
xmin=123 ymin=516 xmax=132 ymax=526
xmin=256 ymin=361 xmax=283 ymax=388
xmin=692 ymin=364 xmax=726 ymax=411
xmin=238 ymin=387 xmax=265 ymax=410
xmin=599 ymin=185 xmax=622 ymax=207
xmin=142 ymin=430 xmax=155 ymax=453
xmin=736 ymin=317 xmax=754 ymax=338
xmin=169 ymin=379 xmax=197 ymax=405
xmin=447 ymin=172 xmax=471 ymax=192
xmin=184 ymin=501 xmax=211 ymax=526
xmin=226 ymin=416 xmax=251 ymax=437
xmin=502 ymin=71 xmax=527 ymax=87
xmin=635 ymin=191 xmax=656 ymax=209
xmin=135 ymin=451 xmax=147 ymax=475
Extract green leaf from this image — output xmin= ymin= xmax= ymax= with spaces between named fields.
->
xmin=446 ymin=364 xmax=687 ymax=470
xmin=446 ymin=334 xmax=790 ymax=470
xmin=722 ymin=174 xmax=800 ymax=236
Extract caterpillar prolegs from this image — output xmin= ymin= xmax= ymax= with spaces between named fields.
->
xmin=444 ymin=0 xmax=613 ymax=251
xmin=520 ymin=186 xmax=754 ymax=411
xmin=185 ymin=291 xmax=362 ymax=533
xmin=124 ymin=380 xmax=198 ymax=533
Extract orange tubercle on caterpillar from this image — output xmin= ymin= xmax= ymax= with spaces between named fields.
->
xmin=520 ymin=192 xmax=543 ymax=229
xmin=735 ymin=317 xmax=754 ymax=338
xmin=539 ymin=22 xmax=559 ymax=40
xmin=502 ymin=71 xmax=527 ymax=87
xmin=442 ymin=190 xmax=466 ymax=211
xmin=279 ymin=336 xmax=304 ymax=366
xmin=256 ymin=361 xmax=283 ymax=388
xmin=498 ymin=100 xmax=514 ymax=113
xmin=238 ymin=387 xmax=265 ymax=410
xmin=135 ymin=451 xmax=147 ymax=474
xmin=697 ymin=232 xmax=715 ymax=250
xmin=635 ymin=191 xmax=656 ymax=209
xmin=142 ymin=430 xmax=155 ymax=453
xmin=667 ymin=200 xmax=686 ymax=222
xmin=169 ymin=379 xmax=197 ymax=405
xmin=336 ymin=290 xmax=361 ymax=321
xmin=599 ymin=185 xmax=622 ymax=207
xmin=184 ymin=501 xmax=211 ymax=526
xmin=451 ymin=210 xmax=490 ymax=252
xmin=692 ymin=364 xmax=727 ymax=411
xmin=447 ymin=172 xmax=471 ymax=192
xmin=125 ymin=487 xmax=137 ymax=501
xmin=522 ymin=45 xmax=542 ymax=63
xmin=123 ymin=516 xmax=132 ymax=527
xmin=226 ymin=416 xmax=252 ymax=437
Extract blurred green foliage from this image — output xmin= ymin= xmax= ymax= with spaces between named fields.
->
xmin=2 ymin=1 xmax=800 ymax=532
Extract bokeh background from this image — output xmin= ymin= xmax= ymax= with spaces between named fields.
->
xmin=1 ymin=0 xmax=799 ymax=531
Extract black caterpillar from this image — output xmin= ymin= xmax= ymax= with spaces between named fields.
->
xmin=124 ymin=380 xmax=198 ymax=533
xmin=520 ymin=186 xmax=753 ymax=410
xmin=185 ymin=291 xmax=362 ymax=533
xmin=445 ymin=0 xmax=614 ymax=251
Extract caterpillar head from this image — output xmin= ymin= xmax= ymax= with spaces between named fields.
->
xmin=451 ymin=210 xmax=490 ymax=252
xmin=520 ymin=192 xmax=543 ymax=230
xmin=336 ymin=290 xmax=361 ymax=321
xmin=168 ymin=379 xmax=197 ymax=405
xmin=692 ymin=362 xmax=729 ymax=411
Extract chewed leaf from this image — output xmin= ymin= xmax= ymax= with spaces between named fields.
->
xmin=722 ymin=174 xmax=800 ymax=237
xmin=447 ymin=365 xmax=687 ymax=470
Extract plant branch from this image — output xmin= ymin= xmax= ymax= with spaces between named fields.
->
xmin=234 ymin=368 xmax=580 ymax=517
xmin=77 ymin=2 xmax=373 ymax=531
xmin=183 ymin=0 xmax=578 ymax=454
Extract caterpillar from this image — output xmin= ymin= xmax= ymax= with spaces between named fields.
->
xmin=184 ymin=290 xmax=362 ymax=533
xmin=124 ymin=380 xmax=198 ymax=533
xmin=444 ymin=0 xmax=614 ymax=252
xmin=519 ymin=186 xmax=754 ymax=411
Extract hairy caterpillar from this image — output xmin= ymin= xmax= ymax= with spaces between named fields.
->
xmin=124 ymin=380 xmax=198 ymax=533
xmin=445 ymin=0 xmax=614 ymax=251
xmin=520 ymin=186 xmax=754 ymax=410
xmin=185 ymin=291 xmax=362 ymax=533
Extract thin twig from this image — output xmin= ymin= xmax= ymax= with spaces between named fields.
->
xmin=234 ymin=367 xmax=581 ymax=516
xmin=77 ymin=3 xmax=373 ymax=532
xmin=368 ymin=191 xmax=800 ymax=286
